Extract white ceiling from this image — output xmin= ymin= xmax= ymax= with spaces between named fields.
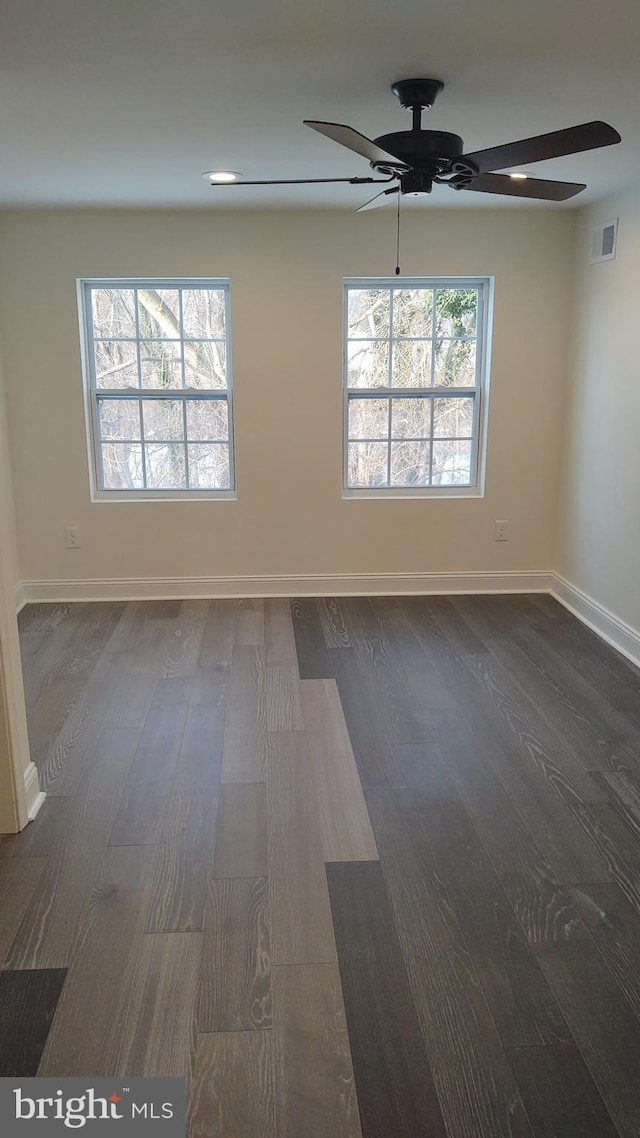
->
xmin=1 ymin=0 xmax=639 ymax=210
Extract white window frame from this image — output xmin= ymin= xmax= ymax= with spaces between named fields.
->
xmin=78 ymin=277 xmax=236 ymax=502
xmin=342 ymin=276 xmax=493 ymax=499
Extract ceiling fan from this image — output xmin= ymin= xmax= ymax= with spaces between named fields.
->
xmin=206 ymin=78 xmax=621 ymax=209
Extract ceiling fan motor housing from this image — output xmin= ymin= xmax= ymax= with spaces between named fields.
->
xmin=372 ymin=130 xmax=465 ymax=178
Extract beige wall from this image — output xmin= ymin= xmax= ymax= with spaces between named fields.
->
xmin=556 ymin=183 xmax=640 ymax=633
xmin=0 ymin=208 xmax=574 ymax=586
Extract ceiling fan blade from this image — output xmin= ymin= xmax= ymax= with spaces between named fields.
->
xmin=357 ymin=187 xmax=400 ymax=212
xmin=207 ymin=175 xmax=391 ymax=187
xmin=461 ymin=121 xmax=621 ymax=175
xmin=459 ymin=172 xmax=586 ymax=201
xmin=304 ymin=120 xmax=410 ymax=171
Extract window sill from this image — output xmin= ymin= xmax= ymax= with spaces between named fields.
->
xmin=90 ymin=489 xmax=237 ymax=503
xmin=342 ymin=486 xmax=484 ymax=501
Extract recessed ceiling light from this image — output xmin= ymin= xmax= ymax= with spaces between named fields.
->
xmin=202 ymin=171 xmax=242 ymax=183
xmin=509 ymin=171 xmax=531 ymax=180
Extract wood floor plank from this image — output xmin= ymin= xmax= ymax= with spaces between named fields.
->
xmin=21 ymin=612 xmax=83 ymax=713
xmin=0 ymin=968 xmax=67 ymax=1076
xmin=108 ymin=782 xmax=169 ymax=847
xmin=366 ymin=789 xmax=534 ymax=1138
xmin=264 ymin=598 xmax=298 ymax=665
xmin=36 ymin=656 xmax=127 ymax=794
xmin=0 ymin=858 xmax=47 ymax=963
xmin=290 ymin=599 xmax=335 ymax=679
xmin=103 ymin=600 xmax=172 ymax=653
xmin=23 ymin=602 xmax=124 ymax=726
xmin=354 ymin=601 xmax=454 ymax=742
xmin=221 ymin=646 xmax=266 ymax=783
xmin=462 ymin=649 xmax=609 ymax=807
xmin=190 ymin=666 xmax=228 ymax=706
xmin=108 ymin=703 xmax=188 ymax=847
xmin=197 ymin=877 xmax=271 ymax=1032
xmin=484 ymin=620 xmax=640 ymax=773
xmin=450 ymin=593 xmax=508 ymax=641
xmin=16 ymin=628 xmax=48 ymax=676
xmin=6 ymin=727 xmax=141 ymax=969
xmin=419 ymin=594 xmax=491 ymax=655
xmin=272 ymin=962 xmax=362 ymax=1138
xmin=19 ymin=601 xmax=74 ymax=634
xmin=261 ymin=666 xmax=304 ymax=731
xmin=109 ymin=639 xmax=174 ymax=729
xmin=213 ymin=784 xmax=267 ymax=878
xmin=332 ymin=650 xmax=405 ymax=789
xmin=531 ymin=594 xmax=640 ymax=687
xmin=174 ymin=696 xmax=226 ymax=789
xmin=144 ymin=781 xmax=219 ymax=933
xmin=38 ymin=845 xmax=156 ymax=1076
xmin=573 ymin=802 xmax=640 ymax=920
xmin=529 ymin=605 xmax=640 ymax=732
xmin=116 ymin=930 xmax=202 ymax=1078
xmin=536 ymin=938 xmax=640 ymax=1137
xmin=121 ymin=702 xmax=188 ymax=787
xmin=58 ymin=601 xmax=127 ymax=677
xmin=26 ymin=676 xmax=87 ymax=769
xmin=506 ymin=1043 xmax=619 ymax=1138
xmin=375 ymin=596 xmax=464 ymax=710
xmin=571 ymin=882 xmax=640 ymax=1019
xmin=300 ymin=680 xmax=378 ymax=862
xmin=398 ymin=743 xmax=572 ymax=1046
xmin=326 ymin=860 xmax=447 ymax=1137
xmin=336 ymin=596 xmax=380 ymax=635
xmin=198 ymin=598 xmax=237 ymax=673
xmin=160 ymin=599 xmax=208 ymax=679
xmin=488 ymin=633 xmax=638 ymax=775
xmin=189 ymin=1030 xmax=275 ymax=1138
xmin=403 ymin=605 xmax=611 ymax=884
xmin=37 ymin=644 xmax=162 ymax=795
xmin=153 ymin=671 xmax=190 ymax=704
xmin=0 ymin=796 xmax=71 ymax=859
xmin=267 ymin=732 xmax=337 ymax=965
xmin=600 ymin=769 xmax=640 ymax=840
xmin=236 ymin=599 xmax=265 ymax=647
xmin=433 ymin=717 xmax=590 ymax=943
xmin=316 ymin=597 xmax=352 ymax=648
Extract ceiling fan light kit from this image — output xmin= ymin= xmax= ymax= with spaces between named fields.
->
xmin=205 ymin=77 xmax=621 ymax=210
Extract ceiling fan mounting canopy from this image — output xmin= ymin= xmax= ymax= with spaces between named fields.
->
xmin=390 ymin=78 xmax=445 ymax=110
xmin=206 ymin=75 xmax=621 ymax=209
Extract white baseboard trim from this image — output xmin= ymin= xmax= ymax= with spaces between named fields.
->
xmin=17 ymin=570 xmax=554 ymax=604
xmin=551 ymin=574 xmax=640 ymax=671
xmin=23 ymin=761 xmax=46 ymax=821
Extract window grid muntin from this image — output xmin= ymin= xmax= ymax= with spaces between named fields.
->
xmin=82 ymin=279 xmax=234 ymax=495
xmin=344 ymin=279 xmax=487 ymax=491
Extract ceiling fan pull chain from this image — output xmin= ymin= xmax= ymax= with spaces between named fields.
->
xmin=395 ymin=192 xmax=401 ymax=275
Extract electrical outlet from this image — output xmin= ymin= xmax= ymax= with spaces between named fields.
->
xmin=495 ymin=520 xmax=509 ymax=542
xmin=65 ymin=526 xmax=81 ymax=549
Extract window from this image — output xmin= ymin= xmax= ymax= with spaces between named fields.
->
xmin=79 ymin=279 xmax=234 ymax=499
xmin=343 ymin=278 xmax=491 ymax=495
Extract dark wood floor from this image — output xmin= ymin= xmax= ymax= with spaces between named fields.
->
xmin=3 ymin=594 xmax=640 ymax=1135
